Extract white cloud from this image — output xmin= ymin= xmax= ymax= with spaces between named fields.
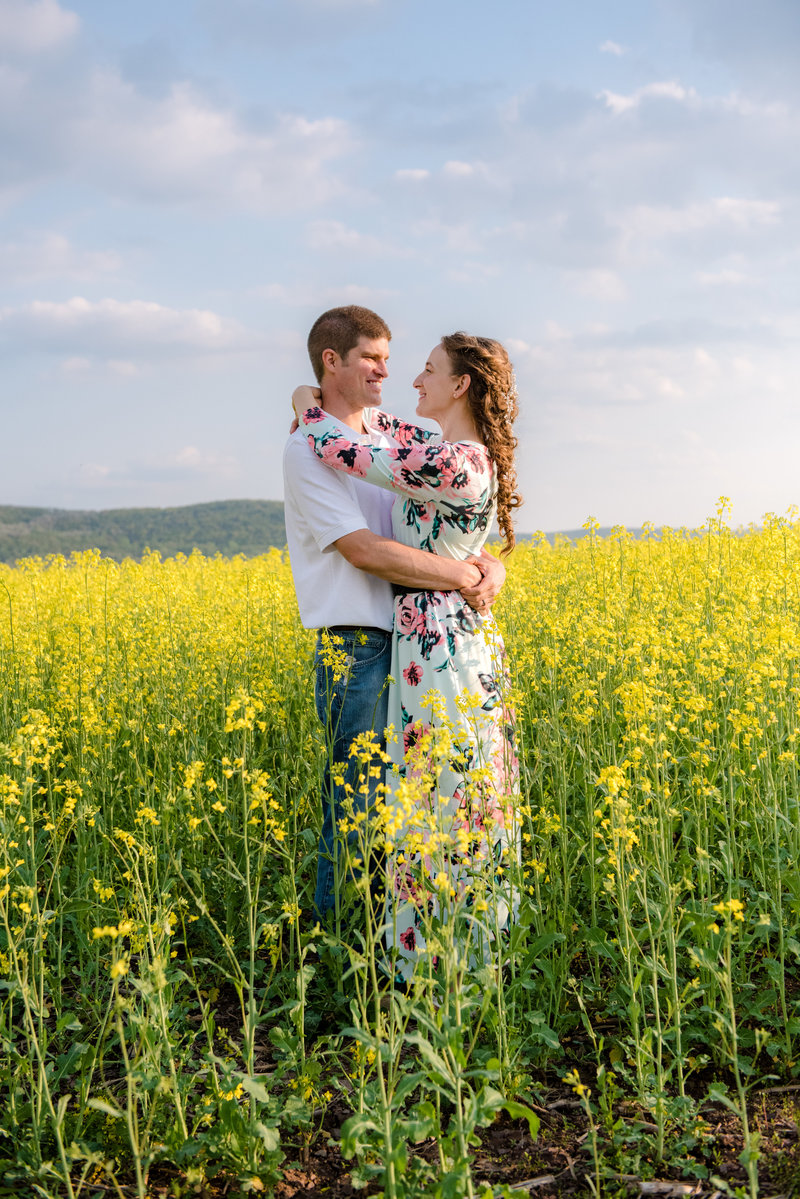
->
xmin=600 ymin=80 xmax=697 ymax=114
xmin=567 ymin=269 xmax=627 ymax=302
xmin=74 ymin=74 xmax=352 ymax=212
xmin=694 ymin=347 xmax=719 ymax=372
xmin=78 ymin=445 xmax=239 ymax=490
xmin=668 ymin=0 xmax=800 ymax=98
xmin=696 ymin=268 xmax=748 ymax=286
xmin=517 ymin=320 xmax=800 ymax=529
xmin=172 ymin=445 xmax=235 ymax=471
xmin=544 ymin=321 xmax=570 ymax=342
xmin=2 ymin=63 xmax=354 ymax=213
xmin=60 ymin=355 xmax=138 ymax=377
xmin=79 ymin=462 xmax=111 ymax=480
xmin=395 ymin=168 xmax=429 ymax=182
xmin=197 ymin=0 xmax=387 ymax=49
xmin=255 ymin=282 xmax=397 ymax=306
xmin=0 ymin=0 xmax=78 ymax=55
xmin=0 ymin=232 xmax=121 ymax=283
xmin=305 ymin=220 xmax=407 ymax=257
xmin=442 ymin=160 xmax=477 ymax=178
xmin=620 ymin=197 xmax=780 ymax=239
xmin=0 ymin=296 xmax=258 ymax=357
xmin=600 ymin=40 xmax=627 ymax=56
xmin=108 ymin=359 xmax=138 ymax=377
xmin=60 ymin=355 xmax=90 ymax=373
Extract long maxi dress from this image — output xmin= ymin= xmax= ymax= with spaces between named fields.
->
xmin=299 ymin=404 xmax=520 ymax=981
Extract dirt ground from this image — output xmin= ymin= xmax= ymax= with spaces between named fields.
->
xmin=266 ymin=1084 xmax=800 ymax=1199
xmin=128 ymin=1079 xmax=800 ymax=1199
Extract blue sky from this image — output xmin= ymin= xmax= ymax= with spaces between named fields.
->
xmin=2 ymin=0 xmax=799 ymax=531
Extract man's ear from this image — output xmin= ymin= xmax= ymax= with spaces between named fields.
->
xmin=321 ymin=347 xmax=339 ymax=374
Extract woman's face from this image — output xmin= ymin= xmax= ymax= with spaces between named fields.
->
xmin=413 ymin=344 xmax=458 ymax=424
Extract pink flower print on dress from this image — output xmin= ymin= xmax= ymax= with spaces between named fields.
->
xmin=302 ymin=406 xmax=327 ymax=423
xmin=399 ymin=926 xmax=416 ymax=951
xmin=396 ymin=596 xmax=420 ymax=635
xmin=403 ymin=662 xmax=423 ymax=686
xmin=327 ymin=441 xmax=374 ymax=479
xmin=403 ymin=719 xmax=431 ymax=757
xmin=392 ymin=864 xmax=416 ymax=902
xmin=396 ymin=594 xmax=446 ymax=661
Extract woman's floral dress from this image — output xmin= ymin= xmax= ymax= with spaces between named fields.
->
xmin=300 ymin=405 xmax=520 ymax=981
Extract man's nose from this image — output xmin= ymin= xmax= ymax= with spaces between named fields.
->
xmin=376 ymin=360 xmax=388 ymax=378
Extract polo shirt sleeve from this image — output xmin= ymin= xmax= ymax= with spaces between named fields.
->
xmin=283 ymin=436 xmax=370 ymax=554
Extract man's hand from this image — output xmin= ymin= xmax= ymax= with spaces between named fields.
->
xmin=461 ymin=548 xmax=506 ymax=613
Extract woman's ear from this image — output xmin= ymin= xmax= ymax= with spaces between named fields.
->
xmin=453 ymin=373 xmax=471 ymax=399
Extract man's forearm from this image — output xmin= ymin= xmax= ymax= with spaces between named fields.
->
xmin=336 ymin=529 xmax=479 ymax=590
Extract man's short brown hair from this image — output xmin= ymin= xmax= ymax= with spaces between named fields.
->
xmin=307 ymin=305 xmax=391 ymax=383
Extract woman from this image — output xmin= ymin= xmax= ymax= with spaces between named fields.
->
xmin=293 ymin=333 xmax=521 ymax=982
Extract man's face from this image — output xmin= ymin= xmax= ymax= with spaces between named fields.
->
xmin=332 ymin=336 xmax=390 ymax=407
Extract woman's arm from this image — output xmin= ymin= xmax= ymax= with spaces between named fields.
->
xmin=295 ymin=404 xmax=493 ymax=505
xmin=291 ymin=391 xmax=436 ymax=448
xmin=372 ymin=410 xmax=437 ymax=448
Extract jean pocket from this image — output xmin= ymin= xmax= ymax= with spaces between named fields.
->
xmin=347 ymin=640 xmax=390 ymax=671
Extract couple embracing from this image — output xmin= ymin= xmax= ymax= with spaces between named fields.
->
xmin=283 ymin=305 xmax=522 ymax=984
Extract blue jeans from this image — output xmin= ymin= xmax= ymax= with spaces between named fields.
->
xmin=313 ymin=627 xmax=391 ymax=921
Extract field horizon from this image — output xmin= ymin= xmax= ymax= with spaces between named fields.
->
xmin=0 ymin=498 xmax=713 ymax=564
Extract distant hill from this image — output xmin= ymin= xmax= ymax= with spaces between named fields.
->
xmin=0 ymin=500 xmax=287 ymax=565
xmin=0 ymin=502 xmax=681 ymax=567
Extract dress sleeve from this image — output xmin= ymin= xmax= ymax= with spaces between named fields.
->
xmin=372 ymin=409 xmax=437 ymax=447
xmin=299 ymin=406 xmax=493 ymax=504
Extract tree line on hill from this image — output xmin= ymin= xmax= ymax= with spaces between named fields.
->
xmin=0 ymin=499 xmax=667 ymax=567
xmin=0 ymin=500 xmax=287 ymax=565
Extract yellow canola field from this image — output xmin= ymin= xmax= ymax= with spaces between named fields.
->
xmin=1 ymin=510 xmax=800 ymax=1188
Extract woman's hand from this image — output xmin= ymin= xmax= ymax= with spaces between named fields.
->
xmin=292 ymin=384 xmax=321 ymax=419
xmin=461 ymin=549 xmax=506 ymax=613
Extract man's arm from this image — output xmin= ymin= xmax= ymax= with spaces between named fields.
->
xmin=336 ymin=529 xmax=480 ymax=590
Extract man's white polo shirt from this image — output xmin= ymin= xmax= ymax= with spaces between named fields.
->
xmin=283 ymin=409 xmax=394 ymax=631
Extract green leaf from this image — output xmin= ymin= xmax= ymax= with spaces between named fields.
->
xmin=56 ymin=1012 xmax=82 ymax=1033
xmin=233 ymin=1073 xmax=271 ymax=1103
xmin=87 ymin=1098 xmax=124 ymax=1119
xmin=339 ymin=1026 xmax=382 ymax=1051
xmin=393 ymin=1070 xmax=428 ymax=1106
xmin=527 ymin=931 xmax=567 ymax=958
xmin=707 ymin=1083 xmax=740 ymax=1117
xmin=786 ymin=937 xmax=800 ymax=960
xmin=524 ymin=1011 xmax=561 ymax=1050
xmin=254 ymin=1121 xmax=281 ymax=1153
xmin=340 ymin=1112 xmax=380 ymax=1159
xmin=502 ymin=1099 xmax=540 ymax=1141
xmin=404 ymin=1031 xmax=453 ymax=1087
xmin=402 ymin=1101 xmax=437 ymax=1142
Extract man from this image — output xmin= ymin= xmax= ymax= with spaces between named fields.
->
xmin=283 ymin=305 xmax=504 ymax=923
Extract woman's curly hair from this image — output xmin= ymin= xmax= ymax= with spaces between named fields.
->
xmin=440 ymin=332 xmax=522 ymax=555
